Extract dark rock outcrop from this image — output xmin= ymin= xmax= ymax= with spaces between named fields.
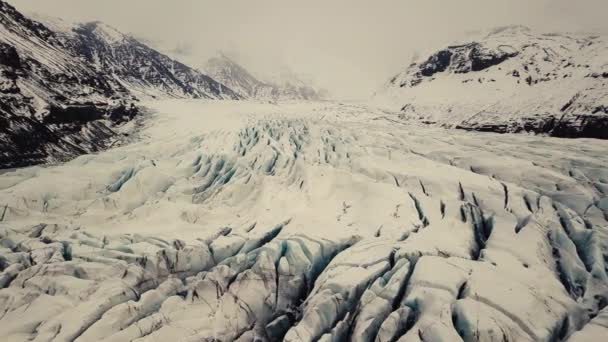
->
xmin=419 ymin=50 xmax=453 ymax=77
xmin=456 ymin=113 xmax=608 ymax=139
xmin=0 ymin=42 xmax=20 ymax=68
xmin=469 ymin=44 xmax=518 ymax=71
xmin=0 ymin=102 xmax=139 ymax=168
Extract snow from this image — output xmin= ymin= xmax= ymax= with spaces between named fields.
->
xmin=375 ymin=27 xmax=608 ymax=137
xmin=86 ymin=21 xmax=126 ymax=45
xmin=0 ymin=99 xmax=607 ymax=341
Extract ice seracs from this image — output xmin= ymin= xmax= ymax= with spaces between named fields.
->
xmin=0 ymin=100 xmax=606 ymax=341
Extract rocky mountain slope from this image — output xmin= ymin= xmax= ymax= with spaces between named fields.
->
xmin=0 ymin=0 xmax=139 ymax=168
xmin=204 ymin=53 xmax=324 ymax=101
xmin=63 ymin=22 xmax=241 ymax=100
xmin=0 ymin=1 xmax=239 ymax=168
xmin=378 ymin=26 xmax=608 ymax=138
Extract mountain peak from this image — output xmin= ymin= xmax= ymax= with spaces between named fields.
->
xmin=206 ymin=52 xmax=243 ymax=71
xmin=77 ymin=21 xmax=127 ymax=44
xmin=204 ymin=53 xmax=325 ymax=101
xmin=485 ymin=25 xmax=532 ymax=38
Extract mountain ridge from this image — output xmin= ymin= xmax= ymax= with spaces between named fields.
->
xmin=378 ymin=26 xmax=608 ymax=138
xmin=66 ymin=22 xmax=241 ymax=100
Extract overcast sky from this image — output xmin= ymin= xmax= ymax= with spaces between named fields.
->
xmin=8 ymin=0 xmax=608 ymax=99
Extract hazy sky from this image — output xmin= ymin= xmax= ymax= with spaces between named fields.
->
xmin=8 ymin=0 xmax=608 ymax=99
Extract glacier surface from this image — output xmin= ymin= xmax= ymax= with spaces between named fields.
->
xmin=0 ymin=100 xmax=607 ymax=341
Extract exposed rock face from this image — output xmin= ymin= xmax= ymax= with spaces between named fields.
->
xmin=419 ymin=49 xmax=453 ymax=77
xmin=379 ymin=26 xmax=608 ymax=139
xmin=416 ymin=42 xmax=518 ymax=79
xmin=456 ymin=113 xmax=608 ymax=139
xmin=0 ymin=103 xmax=137 ymax=168
xmin=0 ymin=42 xmax=20 ymax=68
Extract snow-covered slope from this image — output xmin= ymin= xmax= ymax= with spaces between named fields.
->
xmin=0 ymin=100 xmax=606 ymax=341
xmin=204 ymin=53 xmax=273 ymax=99
xmin=378 ymin=26 xmax=608 ymax=138
xmin=65 ymin=23 xmax=241 ymax=100
xmin=204 ymin=53 xmax=324 ymax=101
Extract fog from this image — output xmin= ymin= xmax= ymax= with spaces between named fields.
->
xmin=8 ymin=0 xmax=608 ymax=99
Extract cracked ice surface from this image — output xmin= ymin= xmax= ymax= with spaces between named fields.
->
xmin=0 ymin=100 xmax=607 ymax=341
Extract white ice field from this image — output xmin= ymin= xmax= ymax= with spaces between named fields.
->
xmin=0 ymin=100 xmax=607 ymax=341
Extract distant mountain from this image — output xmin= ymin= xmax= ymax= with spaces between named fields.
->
xmin=204 ymin=53 xmax=325 ymax=101
xmin=0 ymin=1 xmax=239 ymax=168
xmin=377 ymin=26 xmax=608 ymax=138
xmin=204 ymin=53 xmax=271 ymax=99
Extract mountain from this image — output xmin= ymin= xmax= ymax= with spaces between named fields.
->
xmin=0 ymin=1 xmax=239 ymax=168
xmin=0 ymin=0 xmax=138 ymax=168
xmin=204 ymin=53 xmax=325 ymax=101
xmin=204 ymin=53 xmax=272 ymax=99
xmin=63 ymin=22 xmax=241 ymax=100
xmin=378 ymin=26 xmax=608 ymax=138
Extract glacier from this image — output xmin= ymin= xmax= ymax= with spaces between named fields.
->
xmin=0 ymin=100 xmax=606 ymax=341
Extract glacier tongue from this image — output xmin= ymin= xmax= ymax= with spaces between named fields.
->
xmin=0 ymin=100 xmax=607 ymax=341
